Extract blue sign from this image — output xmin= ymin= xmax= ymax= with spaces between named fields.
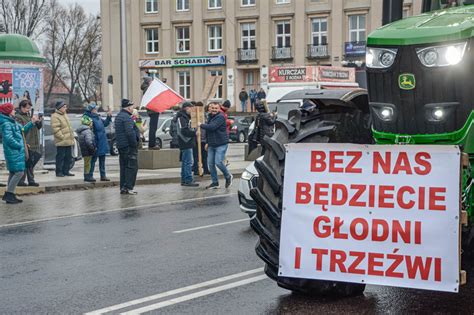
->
xmin=345 ymin=42 xmax=366 ymax=57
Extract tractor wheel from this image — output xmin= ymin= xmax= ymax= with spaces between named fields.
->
xmin=250 ymin=106 xmax=373 ymax=297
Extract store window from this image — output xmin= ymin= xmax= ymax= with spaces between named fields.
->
xmin=176 ymin=0 xmax=189 ymax=11
xmin=178 ymin=71 xmax=191 ymax=99
xmin=208 ymin=25 xmax=222 ymax=51
xmin=176 ymin=26 xmax=190 ymax=53
xmin=209 ymin=70 xmax=223 ymax=99
xmin=241 ymin=23 xmax=256 ymax=49
xmin=145 ymin=0 xmax=158 ymax=13
xmin=145 ymin=28 xmax=159 ymax=54
xmin=276 ymin=20 xmax=291 ymax=47
xmin=241 ymin=0 xmax=256 ymax=6
xmin=208 ymin=0 xmax=222 ymax=9
xmin=311 ymin=18 xmax=327 ymax=46
xmin=348 ymin=14 xmax=366 ymax=42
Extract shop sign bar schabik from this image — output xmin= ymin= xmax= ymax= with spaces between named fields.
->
xmin=139 ymin=56 xmax=226 ymax=68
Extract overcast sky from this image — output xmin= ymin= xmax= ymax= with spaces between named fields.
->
xmin=59 ymin=0 xmax=100 ymax=15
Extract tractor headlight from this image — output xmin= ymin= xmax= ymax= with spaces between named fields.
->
xmin=416 ymin=42 xmax=467 ymax=67
xmin=366 ymin=48 xmax=398 ymax=69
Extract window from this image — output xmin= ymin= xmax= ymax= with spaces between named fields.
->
xmin=145 ymin=0 xmax=158 ymax=13
xmin=276 ymin=21 xmax=291 ymax=47
xmin=145 ymin=28 xmax=159 ymax=54
xmin=349 ymin=15 xmax=366 ymax=42
xmin=176 ymin=0 xmax=189 ymax=11
xmin=311 ymin=18 xmax=327 ymax=46
xmin=209 ymin=70 xmax=223 ymax=99
xmin=241 ymin=23 xmax=256 ymax=49
xmin=208 ymin=0 xmax=222 ymax=9
xmin=208 ymin=25 xmax=222 ymax=51
xmin=176 ymin=26 xmax=190 ymax=52
xmin=241 ymin=0 xmax=255 ymax=6
xmin=276 ymin=0 xmax=290 ymax=3
xmin=178 ymin=71 xmax=190 ymax=99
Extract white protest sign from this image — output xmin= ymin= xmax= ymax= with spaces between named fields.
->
xmin=279 ymin=144 xmax=461 ymax=292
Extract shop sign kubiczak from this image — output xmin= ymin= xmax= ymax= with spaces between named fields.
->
xmin=279 ymin=144 xmax=461 ymax=292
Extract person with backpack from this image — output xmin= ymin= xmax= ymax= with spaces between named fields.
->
xmin=76 ymin=115 xmax=97 ymax=182
xmin=177 ymin=102 xmax=199 ymax=187
xmin=169 ymin=112 xmax=179 ymax=149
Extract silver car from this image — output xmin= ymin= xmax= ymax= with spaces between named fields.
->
xmin=238 ymin=157 xmax=262 ymax=219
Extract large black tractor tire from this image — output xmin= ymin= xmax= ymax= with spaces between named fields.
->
xmin=250 ymin=107 xmax=373 ymax=297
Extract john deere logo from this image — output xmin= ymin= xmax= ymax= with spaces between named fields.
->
xmin=399 ymin=73 xmax=416 ymax=90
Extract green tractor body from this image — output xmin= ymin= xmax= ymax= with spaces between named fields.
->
xmin=366 ymin=5 xmax=474 ymax=217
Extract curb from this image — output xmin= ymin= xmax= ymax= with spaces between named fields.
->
xmin=12 ymin=169 xmax=246 ymax=195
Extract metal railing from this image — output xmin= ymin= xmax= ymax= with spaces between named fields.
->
xmin=271 ymin=46 xmax=292 ymax=60
xmin=307 ymin=44 xmax=329 ymax=59
xmin=237 ymin=48 xmax=258 ymax=63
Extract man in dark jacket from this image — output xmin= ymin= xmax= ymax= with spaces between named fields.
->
xmin=84 ymin=102 xmax=112 ymax=181
xmin=115 ymin=99 xmax=140 ymax=195
xmin=177 ymin=102 xmax=198 ymax=187
xmin=200 ymin=102 xmax=232 ymax=189
xmin=238 ymin=88 xmax=248 ymax=112
xmin=255 ymin=100 xmax=276 ymax=155
xmin=15 ymin=100 xmax=42 ymax=186
xmin=257 ymin=88 xmax=266 ymax=101
xmin=142 ymin=76 xmax=160 ymax=150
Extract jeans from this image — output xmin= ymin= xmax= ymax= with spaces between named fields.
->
xmin=56 ymin=146 xmax=72 ymax=175
xmin=208 ymin=144 xmax=230 ymax=184
xmin=148 ymin=112 xmax=160 ymax=148
xmin=193 ymin=144 xmax=209 ymax=175
xmin=7 ymin=171 xmax=24 ymax=193
xmin=241 ymin=100 xmax=247 ymax=112
xmin=181 ymin=148 xmax=194 ymax=184
xmin=119 ymin=146 xmax=138 ymax=191
xmin=90 ymin=155 xmax=106 ymax=178
xmin=20 ymin=150 xmax=41 ymax=184
xmin=250 ymin=100 xmax=256 ymax=112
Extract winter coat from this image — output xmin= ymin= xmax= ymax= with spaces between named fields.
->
xmin=76 ymin=125 xmax=96 ymax=157
xmin=176 ymin=110 xmax=196 ymax=150
xmin=169 ymin=114 xmax=179 ymax=148
xmin=257 ymin=90 xmax=266 ymax=100
xmin=239 ymin=91 xmax=248 ymax=102
xmin=249 ymin=90 xmax=257 ymax=101
xmin=256 ymin=112 xmax=276 ymax=142
xmin=201 ymin=112 xmax=228 ymax=148
xmin=114 ymin=109 xmax=140 ymax=149
xmin=15 ymin=111 xmax=42 ymax=153
xmin=84 ymin=111 xmax=111 ymax=156
xmin=51 ymin=110 xmax=75 ymax=147
xmin=0 ymin=114 xmax=33 ymax=172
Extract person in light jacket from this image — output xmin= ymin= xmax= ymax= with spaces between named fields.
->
xmin=51 ymin=100 xmax=75 ymax=177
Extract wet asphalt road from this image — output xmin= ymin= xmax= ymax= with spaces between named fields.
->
xmin=2 ymin=184 xmax=474 ymax=314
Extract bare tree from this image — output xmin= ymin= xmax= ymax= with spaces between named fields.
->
xmin=0 ymin=0 xmax=49 ymax=38
xmin=43 ymin=0 xmax=72 ymax=106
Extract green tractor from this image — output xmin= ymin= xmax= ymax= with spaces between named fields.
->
xmin=250 ymin=1 xmax=473 ymax=296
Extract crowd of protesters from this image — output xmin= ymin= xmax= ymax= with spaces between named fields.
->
xmin=0 ymin=90 xmax=277 ymax=203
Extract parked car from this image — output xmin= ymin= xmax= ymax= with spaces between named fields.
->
xmin=153 ymin=116 xmax=174 ymax=149
xmin=238 ymin=157 xmax=261 ymax=219
xmin=143 ymin=111 xmax=175 ymax=144
xmin=229 ymin=116 xmax=253 ymax=143
xmin=43 ymin=115 xmax=82 ymax=167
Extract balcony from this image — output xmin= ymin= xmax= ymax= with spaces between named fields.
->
xmin=237 ymin=48 xmax=258 ymax=63
xmin=307 ymin=44 xmax=330 ymax=59
xmin=271 ymin=46 xmax=292 ymax=62
xmin=344 ymin=41 xmax=366 ymax=58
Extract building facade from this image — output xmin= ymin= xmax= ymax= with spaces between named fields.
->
xmin=101 ymin=0 xmax=422 ymax=111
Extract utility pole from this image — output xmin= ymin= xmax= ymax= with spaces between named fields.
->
xmin=120 ymin=0 xmax=128 ymax=100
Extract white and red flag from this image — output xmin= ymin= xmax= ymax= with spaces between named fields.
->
xmin=140 ymin=79 xmax=184 ymax=113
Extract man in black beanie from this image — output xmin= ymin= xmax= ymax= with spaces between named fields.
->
xmin=115 ymin=99 xmax=140 ymax=194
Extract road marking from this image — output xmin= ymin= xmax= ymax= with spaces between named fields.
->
xmin=84 ymin=267 xmax=264 ymax=315
xmin=121 ymin=275 xmax=267 ymax=314
xmin=173 ymin=218 xmax=250 ymax=233
xmin=0 ymin=193 xmax=237 ymax=229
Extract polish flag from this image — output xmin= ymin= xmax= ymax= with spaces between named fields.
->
xmin=140 ymin=79 xmax=184 ymax=113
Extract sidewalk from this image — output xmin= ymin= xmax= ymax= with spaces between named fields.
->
xmin=0 ymin=144 xmax=251 ymax=195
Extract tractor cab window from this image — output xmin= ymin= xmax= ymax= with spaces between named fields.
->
xmin=422 ymin=0 xmax=469 ymax=12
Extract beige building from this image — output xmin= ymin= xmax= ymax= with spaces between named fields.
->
xmin=100 ymin=0 xmax=422 ymax=111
